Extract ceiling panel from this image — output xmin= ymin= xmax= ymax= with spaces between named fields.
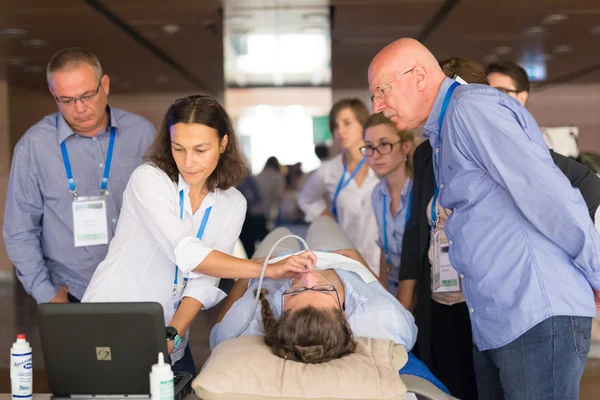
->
xmin=330 ymin=0 xmax=600 ymax=90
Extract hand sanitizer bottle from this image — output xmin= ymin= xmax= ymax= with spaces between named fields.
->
xmin=149 ymin=352 xmax=174 ymax=400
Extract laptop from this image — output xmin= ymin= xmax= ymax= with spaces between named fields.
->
xmin=38 ymin=302 xmax=192 ymax=399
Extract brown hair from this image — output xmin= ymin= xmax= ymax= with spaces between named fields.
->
xmin=47 ymin=47 xmax=103 ymax=84
xmin=329 ymin=98 xmax=370 ymax=133
xmin=144 ymin=95 xmax=249 ymax=191
xmin=363 ymin=112 xmax=415 ymax=178
xmin=485 ymin=61 xmax=530 ymax=92
xmin=439 ymin=57 xmax=489 ymax=85
xmin=257 ymin=289 xmax=356 ymax=364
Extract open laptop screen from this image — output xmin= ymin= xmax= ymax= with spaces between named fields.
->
xmin=38 ymin=302 xmax=169 ymax=397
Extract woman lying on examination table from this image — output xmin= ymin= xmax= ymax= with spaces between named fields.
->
xmin=210 ymin=216 xmax=417 ymax=364
xmin=82 ymin=95 xmax=316 ymax=376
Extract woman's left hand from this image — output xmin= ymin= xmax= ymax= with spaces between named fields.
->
xmin=167 ymin=340 xmax=175 ymax=355
xmin=594 ymin=289 xmax=600 ymax=311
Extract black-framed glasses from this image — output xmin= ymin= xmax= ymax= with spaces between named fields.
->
xmin=370 ymin=68 xmax=415 ymax=104
xmin=54 ymin=80 xmax=102 ymax=106
xmin=494 ymin=86 xmax=520 ymax=95
xmin=282 ymin=284 xmax=343 ymax=310
xmin=360 ymin=140 xmax=402 ymax=157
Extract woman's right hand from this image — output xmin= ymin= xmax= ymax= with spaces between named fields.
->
xmin=266 ymin=251 xmax=317 ymax=279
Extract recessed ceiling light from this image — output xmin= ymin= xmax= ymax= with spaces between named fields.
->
xmin=523 ymin=26 xmax=545 ymax=35
xmin=162 ymin=24 xmax=180 ymax=34
xmin=8 ymin=58 xmax=25 ymax=66
xmin=24 ymin=65 xmax=44 ymax=73
xmin=0 ymin=28 xmax=27 ymax=38
xmin=302 ymin=26 xmax=326 ymax=34
xmin=22 ymin=39 xmax=49 ymax=48
xmin=542 ymin=14 xmax=568 ymax=25
xmin=494 ymin=46 xmax=512 ymax=55
xmin=553 ymin=44 xmax=572 ymax=54
xmin=227 ymin=15 xmax=252 ymax=25
xmin=483 ymin=54 xmax=499 ymax=63
xmin=302 ymin=13 xmax=328 ymax=22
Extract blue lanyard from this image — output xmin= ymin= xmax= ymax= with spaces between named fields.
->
xmin=174 ymin=190 xmax=212 ymax=285
xmin=382 ymin=187 xmax=412 ymax=265
xmin=57 ymin=115 xmax=116 ymax=197
xmin=431 ymin=81 xmax=460 ymax=229
xmin=332 ymin=157 xmax=367 ymax=220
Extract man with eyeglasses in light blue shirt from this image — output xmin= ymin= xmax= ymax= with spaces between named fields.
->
xmin=368 ymin=38 xmax=600 ymax=399
xmin=4 ymin=47 xmax=155 ymax=304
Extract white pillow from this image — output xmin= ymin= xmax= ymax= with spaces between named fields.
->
xmin=193 ymin=336 xmax=408 ymax=400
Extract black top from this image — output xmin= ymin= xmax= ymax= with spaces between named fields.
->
xmin=399 ymin=140 xmax=600 ymax=368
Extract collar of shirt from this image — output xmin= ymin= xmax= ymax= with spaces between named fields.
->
xmin=56 ymin=105 xmax=118 ymax=144
xmin=268 ymin=270 xmax=369 ymax=319
xmin=177 ymin=173 xmax=217 ymax=217
xmin=423 ymin=77 xmax=460 ymax=139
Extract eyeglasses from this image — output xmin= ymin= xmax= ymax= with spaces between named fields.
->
xmin=282 ymin=284 xmax=343 ymax=310
xmin=370 ymin=68 xmax=415 ymax=104
xmin=173 ymin=95 xmax=220 ymax=107
xmin=54 ymin=81 xmax=102 ymax=106
xmin=360 ymin=140 xmax=402 ymax=157
xmin=494 ymin=86 xmax=520 ymax=95
xmin=172 ymin=95 xmax=223 ymax=115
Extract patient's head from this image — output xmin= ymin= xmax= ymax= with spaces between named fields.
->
xmin=257 ymin=273 xmax=356 ymax=363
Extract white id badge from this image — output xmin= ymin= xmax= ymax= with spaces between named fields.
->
xmin=432 ymin=239 xmax=461 ymax=293
xmin=72 ymin=196 xmax=109 ymax=247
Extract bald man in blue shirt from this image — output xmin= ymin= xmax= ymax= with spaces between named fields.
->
xmin=368 ymin=38 xmax=599 ymax=400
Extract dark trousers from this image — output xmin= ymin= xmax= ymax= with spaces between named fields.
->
xmin=430 ymin=300 xmax=478 ymax=400
xmin=239 ymin=214 xmax=268 ymax=257
xmin=173 ymin=344 xmax=197 ymax=378
xmin=67 ymin=293 xmax=81 ymax=303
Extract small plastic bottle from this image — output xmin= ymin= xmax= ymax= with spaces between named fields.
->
xmin=149 ymin=352 xmax=174 ymax=400
xmin=11 ymin=334 xmax=33 ymax=399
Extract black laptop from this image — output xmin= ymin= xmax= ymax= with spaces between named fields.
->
xmin=38 ymin=302 xmax=192 ymax=399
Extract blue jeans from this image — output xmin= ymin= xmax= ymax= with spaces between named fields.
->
xmin=473 ymin=316 xmax=592 ymax=400
xmin=172 ymin=344 xmax=197 ymax=378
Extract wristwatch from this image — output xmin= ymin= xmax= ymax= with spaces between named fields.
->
xmin=165 ymin=326 xmax=181 ymax=349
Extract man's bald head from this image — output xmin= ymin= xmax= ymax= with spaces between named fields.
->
xmin=368 ymin=38 xmax=446 ymax=131
xmin=369 ymin=38 xmax=441 ymax=78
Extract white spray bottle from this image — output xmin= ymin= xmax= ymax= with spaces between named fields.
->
xmin=149 ymin=352 xmax=174 ymax=400
xmin=11 ymin=334 xmax=33 ymax=399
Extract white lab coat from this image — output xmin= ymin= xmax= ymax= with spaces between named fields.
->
xmin=297 ymin=154 xmax=381 ymax=275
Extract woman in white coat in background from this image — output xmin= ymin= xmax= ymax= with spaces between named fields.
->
xmin=298 ymin=99 xmax=381 ymax=275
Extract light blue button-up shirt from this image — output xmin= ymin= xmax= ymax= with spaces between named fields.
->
xmin=424 ymin=78 xmax=600 ymax=350
xmin=3 ymin=107 xmax=155 ymax=303
xmin=210 ymin=268 xmax=417 ymax=351
xmin=371 ymin=177 xmax=413 ymax=295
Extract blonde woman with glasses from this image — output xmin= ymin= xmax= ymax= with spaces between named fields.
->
xmin=361 ymin=113 xmax=414 ymax=295
xmin=83 ymin=95 xmax=316 ymax=376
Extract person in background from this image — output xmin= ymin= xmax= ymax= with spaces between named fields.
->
xmin=3 ymin=47 xmax=156 ymax=304
xmin=238 ymin=175 xmax=267 ymax=257
xmin=83 ymin=95 xmax=316 ymax=377
xmin=298 ymin=99 xmax=381 ymax=275
xmin=486 ymin=61 xmax=600 ymax=227
xmin=256 ymin=156 xmax=286 ymax=230
xmin=369 ymin=38 xmax=599 ymax=399
xmin=361 ymin=113 xmax=414 ymax=294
